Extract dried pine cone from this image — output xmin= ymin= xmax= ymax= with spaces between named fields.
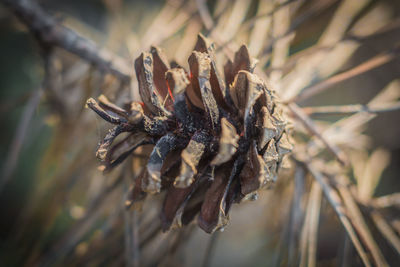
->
xmin=86 ymin=34 xmax=292 ymax=233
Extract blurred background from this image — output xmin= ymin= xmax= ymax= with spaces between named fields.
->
xmin=0 ymin=0 xmax=399 ymax=266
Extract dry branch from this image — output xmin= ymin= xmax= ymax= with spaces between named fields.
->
xmin=370 ymin=210 xmax=400 ymax=256
xmin=300 ymin=159 xmax=372 ymax=267
xmin=373 ymin=193 xmax=400 ymax=209
xmin=288 ymin=103 xmax=348 ymax=165
xmin=337 ymin=176 xmax=388 ymax=267
xmin=307 ymin=181 xmax=322 ymax=267
xmin=303 ymin=102 xmax=400 ymax=115
xmin=291 ymin=51 xmax=399 ymax=103
xmin=1 ymin=0 xmax=131 ymax=83
xmin=0 ymin=86 xmax=43 ymax=191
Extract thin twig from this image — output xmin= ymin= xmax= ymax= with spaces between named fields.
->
xmin=303 ymin=102 xmax=400 ymax=115
xmin=123 ymin=160 xmax=140 ymax=267
xmin=370 ymin=210 xmax=400 ymax=256
xmin=0 ymin=91 xmax=32 ymax=115
xmin=0 ymin=86 xmax=43 ymax=192
xmin=38 ymin=173 xmax=124 ymax=267
xmin=299 ymin=191 xmax=311 ymax=267
xmin=288 ymin=165 xmax=306 ymax=265
xmin=340 ymin=235 xmax=352 ymax=267
xmin=214 ymin=0 xmax=296 ymax=54
xmin=202 ymin=231 xmax=220 ymax=267
xmin=289 ymin=103 xmax=348 ymax=165
xmin=1 ymin=0 xmax=131 ymax=83
xmin=337 ymin=176 xmax=388 ymax=267
xmin=241 ymin=0 xmax=298 ymax=30
xmin=373 ymin=193 xmax=400 ymax=208
xmin=139 ymin=220 xmax=162 ymax=249
xmin=290 ymin=51 xmax=399 ymax=103
xmin=298 ymin=158 xmax=372 ymax=267
xmin=195 ymin=0 xmax=214 ymax=31
xmin=307 ymin=181 xmax=322 ymax=267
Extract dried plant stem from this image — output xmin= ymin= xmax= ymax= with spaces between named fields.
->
xmin=38 ymin=174 xmax=123 ymax=266
xmin=0 ymin=86 xmax=43 ymax=192
xmin=299 ymin=207 xmax=311 ymax=267
xmin=340 ymin=235 xmax=352 ymax=267
xmin=288 ymin=165 xmax=306 ymax=265
xmin=370 ymin=210 xmax=400 ymax=256
xmin=301 ymin=160 xmax=372 ymax=267
xmin=262 ymin=0 xmax=339 ymax=71
xmin=140 ymin=0 xmax=196 ymax=51
xmin=124 ymin=164 xmax=140 ymax=267
xmin=248 ymin=1 xmax=273 ymax=57
xmin=337 ymin=176 xmax=388 ymax=267
xmin=242 ymin=0 xmax=297 ymax=30
xmin=139 ymin=220 xmax=161 ymax=249
xmin=373 ymin=193 xmax=400 ymax=208
xmin=202 ymin=231 xmax=220 ymax=267
xmin=299 ymin=198 xmax=310 ymax=267
xmin=195 ymin=0 xmax=214 ymax=31
xmin=303 ymin=102 xmax=400 ymax=115
xmin=214 ymin=0 xmax=296 ymax=53
xmin=307 ymin=181 xmax=322 ymax=267
xmin=289 ymin=103 xmax=348 ymax=165
xmin=1 ymin=0 xmax=131 ymax=83
xmin=273 ymin=183 xmax=295 ymax=266
xmin=162 ymin=226 xmax=194 ymax=266
xmin=0 ymin=91 xmax=31 ymax=115
xmin=291 ymin=51 xmax=399 ymax=103
xmin=299 ymin=180 xmax=321 ymax=267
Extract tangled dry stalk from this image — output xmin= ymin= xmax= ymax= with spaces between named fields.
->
xmin=1 ymin=0 xmax=400 ymax=266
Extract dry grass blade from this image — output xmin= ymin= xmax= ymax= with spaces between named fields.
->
xmin=373 ymin=193 xmax=400 ymax=208
xmin=307 ymin=181 xmax=322 ymax=267
xmin=138 ymin=219 xmax=162 ymax=249
xmin=299 ymin=180 xmax=322 ymax=267
xmin=211 ymin=0 xmax=251 ymax=48
xmin=391 ymin=220 xmax=400 ymax=236
xmin=289 ymin=103 xmax=348 ymax=165
xmin=38 ymin=173 xmax=124 ymax=266
xmin=124 ymin=169 xmax=140 ymax=267
xmin=337 ymin=176 xmax=388 ymax=267
xmin=358 ymin=149 xmax=391 ymax=202
xmin=281 ymin=0 xmax=372 ymax=100
xmin=195 ymin=0 xmax=214 ymax=31
xmin=288 ymin=165 xmax=306 ymax=265
xmin=291 ymin=51 xmax=399 ymax=103
xmin=306 ymin=81 xmax=400 ymax=157
xmin=202 ymin=231 xmax=220 ymax=267
xmin=1 ymin=0 xmax=131 ymax=83
xmin=0 ymin=86 xmax=43 ymax=191
xmin=269 ymin=0 xmax=295 ymax=91
xmin=370 ymin=210 xmax=400 ymax=256
xmin=140 ymin=0 xmax=196 ymax=51
xmin=260 ymin=0 xmax=339 ymax=67
xmin=300 ymin=159 xmax=372 ymax=267
xmin=241 ymin=0 xmax=297 ymax=30
xmin=213 ymin=0 xmax=297 ymax=55
xmin=303 ymin=102 xmax=400 ymax=115
xmin=340 ymin=235 xmax=352 ymax=267
xmin=299 ymin=189 xmax=312 ymax=267
xmin=248 ymin=0 xmax=273 ymax=57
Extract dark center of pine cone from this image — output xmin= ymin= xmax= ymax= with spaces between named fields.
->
xmin=87 ymin=34 xmax=293 ymax=234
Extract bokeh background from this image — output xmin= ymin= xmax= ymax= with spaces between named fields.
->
xmin=0 ymin=0 xmax=399 ymax=266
